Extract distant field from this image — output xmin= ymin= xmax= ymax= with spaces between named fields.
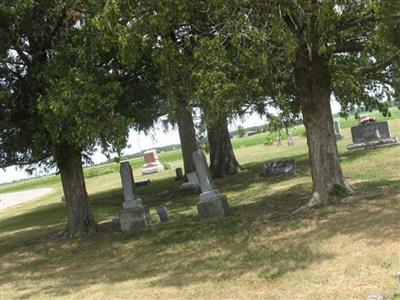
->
xmin=2 ymin=107 xmax=399 ymax=194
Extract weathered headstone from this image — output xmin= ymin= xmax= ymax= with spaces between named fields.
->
xmin=262 ymin=160 xmax=296 ymax=177
xmin=142 ymin=149 xmax=165 ymax=174
xmin=334 ymin=120 xmax=343 ymax=140
xmin=347 ymin=121 xmax=399 ymax=151
xmin=193 ymin=150 xmax=229 ymax=221
xmin=157 ymin=207 xmax=169 ymax=223
xmin=118 ymin=161 xmax=151 ymax=232
xmin=180 ymin=171 xmax=200 ymax=192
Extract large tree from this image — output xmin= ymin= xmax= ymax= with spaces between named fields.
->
xmin=267 ymin=1 xmax=399 ymax=206
xmin=188 ymin=1 xmax=400 ymax=206
xmin=0 ymin=1 xmax=158 ymax=236
xmin=206 ymin=112 xmax=240 ymax=178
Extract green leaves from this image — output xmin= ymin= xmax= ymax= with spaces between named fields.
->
xmin=0 ymin=0 xmax=155 ymax=168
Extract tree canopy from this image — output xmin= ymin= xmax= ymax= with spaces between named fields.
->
xmin=0 ymin=0 xmax=159 ymax=235
xmin=0 ymin=0 xmax=159 ymax=169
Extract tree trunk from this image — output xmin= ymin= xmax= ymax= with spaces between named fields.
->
xmin=295 ymin=46 xmax=353 ymax=207
xmin=177 ymin=105 xmax=198 ymax=175
xmin=207 ymin=116 xmax=240 ymax=178
xmin=56 ymin=147 xmax=97 ymax=237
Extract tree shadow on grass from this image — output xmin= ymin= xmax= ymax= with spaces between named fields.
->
xmin=1 ymin=175 xmax=399 ymax=298
xmin=1 ymin=147 xmax=399 ymax=298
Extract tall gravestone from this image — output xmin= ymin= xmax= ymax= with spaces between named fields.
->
xmin=347 ymin=121 xmax=399 ymax=151
xmin=118 ymin=161 xmax=151 ymax=232
xmin=192 ymin=150 xmax=229 ymax=221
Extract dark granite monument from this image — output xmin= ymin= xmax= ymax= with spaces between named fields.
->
xmin=347 ymin=121 xmax=399 ymax=151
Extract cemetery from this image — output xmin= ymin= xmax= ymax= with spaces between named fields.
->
xmin=1 ymin=2 xmax=400 ymax=299
xmin=1 ymin=110 xmax=399 ymax=299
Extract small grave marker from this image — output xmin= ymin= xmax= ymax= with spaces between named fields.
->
xmin=175 ymin=167 xmax=184 ymax=181
xmin=334 ymin=120 xmax=343 ymax=140
xmin=157 ymin=207 xmax=169 ymax=223
xmin=262 ymin=160 xmax=296 ymax=177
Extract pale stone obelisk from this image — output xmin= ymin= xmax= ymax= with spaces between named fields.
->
xmin=118 ymin=161 xmax=150 ymax=232
xmin=192 ymin=150 xmax=229 ymax=221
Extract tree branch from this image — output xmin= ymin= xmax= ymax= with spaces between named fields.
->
xmin=0 ymin=19 xmax=32 ymax=66
xmin=337 ymin=13 xmax=400 ymax=31
xmin=333 ymin=40 xmax=365 ymax=53
xmin=356 ymin=51 xmax=400 ymax=74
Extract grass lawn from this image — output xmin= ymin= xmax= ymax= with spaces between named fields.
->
xmin=1 ymin=112 xmax=400 ymax=299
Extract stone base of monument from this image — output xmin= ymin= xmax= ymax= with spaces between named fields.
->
xmin=347 ymin=137 xmax=399 ymax=151
xmin=142 ymin=164 xmax=165 ymax=175
xmin=196 ymin=190 xmax=229 ymax=221
xmin=119 ymin=206 xmax=151 ymax=233
xmin=180 ymin=172 xmax=200 ymax=192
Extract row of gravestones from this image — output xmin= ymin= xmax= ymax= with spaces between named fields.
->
xmin=115 ymin=150 xmax=229 ymax=233
xmin=116 ymin=119 xmax=399 ymax=232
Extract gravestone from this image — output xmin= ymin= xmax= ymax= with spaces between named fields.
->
xmin=180 ymin=172 xmax=200 ymax=192
xmin=157 ymin=207 xmax=169 ymax=223
xmin=193 ymin=150 xmax=229 ymax=221
xmin=175 ymin=167 xmax=184 ymax=181
xmin=142 ymin=149 xmax=165 ymax=174
xmin=262 ymin=160 xmax=296 ymax=177
xmin=118 ymin=161 xmax=151 ymax=232
xmin=334 ymin=120 xmax=343 ymax=140
xmin=347 ymin=121 xmax=399 ymax=151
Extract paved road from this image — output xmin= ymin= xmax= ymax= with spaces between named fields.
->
xmin=0 ymin=188 xmax=54 ymax=211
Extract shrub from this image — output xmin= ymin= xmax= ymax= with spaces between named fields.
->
xmin=328 ymin=184 xmax=349 ymax=198
xmin=237 ymin=125 xmax=246 ymax=138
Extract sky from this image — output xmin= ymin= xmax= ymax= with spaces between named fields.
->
xmin=0 ymin=100 xmax=342 ymax=184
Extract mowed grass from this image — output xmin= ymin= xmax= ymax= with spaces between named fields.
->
xmin=0 ymin=112 xmax=400 ymax=299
